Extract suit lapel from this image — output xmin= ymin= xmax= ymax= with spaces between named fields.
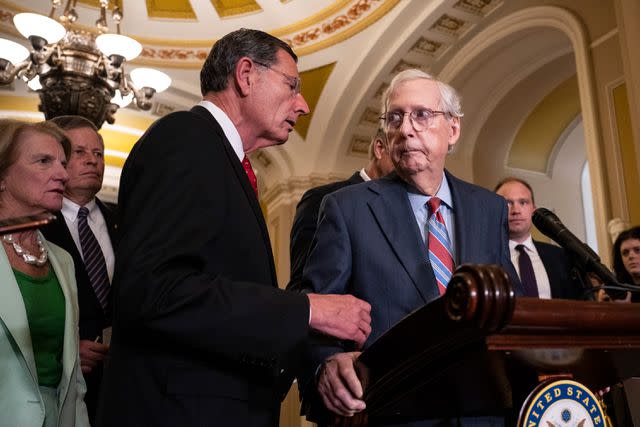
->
xmin=49 ymin=211 xmax=84 ymax=266
xmin=191 ymin=106 xmax=278 ymax=285
xmin=0 ymin=242 xmax=39 ymax=387
xmin=448 ymin=170 xmax=473 ymax=265
xmin=44 ymin=239 xmax=76 ymax=407
xmin=367 ymin=176 xmax=438 ymax=303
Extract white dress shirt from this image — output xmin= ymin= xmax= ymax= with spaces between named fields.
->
xmin=359 ymin=168 xmax=371 ymax=182
xmin=197 ymin=100 xmax=244 ymax=162
xmin=509 ymin=235 xmax=552 ymax=299
xmin=61 ymin=197 xmax=115 ymax=282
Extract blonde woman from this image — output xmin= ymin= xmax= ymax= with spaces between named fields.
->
xmin=0 ymin=119 xmax=89 ymax=427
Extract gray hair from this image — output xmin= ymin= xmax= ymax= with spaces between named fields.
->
xmin=200 ymin=28 xmax=297 ymax=95
xmin=381 ymin=69 xmax=464 ymax=118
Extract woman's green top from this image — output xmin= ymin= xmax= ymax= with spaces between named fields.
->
xmin=14 ymin=268 xmax=66 ymax=387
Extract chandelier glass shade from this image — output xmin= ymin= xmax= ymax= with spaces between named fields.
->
xmin=0 ymin=1 xmax=171 ymax=129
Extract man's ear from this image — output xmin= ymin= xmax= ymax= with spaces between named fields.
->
xmin=235 ymin=57 xmax=256 ymax=97
xmin=447 ymin=116 xmax=461 ymax=150
xmin=373 ymin=138 xmax=385 ymax=160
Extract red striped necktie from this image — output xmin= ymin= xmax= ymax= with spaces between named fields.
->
xmin=242 ymin=156 xmax=258 ymax=198
xmin=427 ymin=197 xmax=454 ymax=295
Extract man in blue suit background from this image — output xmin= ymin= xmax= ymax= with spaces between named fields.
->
xmin=291 ymin=69 xmax=519 ymax=426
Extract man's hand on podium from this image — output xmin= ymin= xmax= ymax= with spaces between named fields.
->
xmin=317 ymin=351 xmax=366 ymax=417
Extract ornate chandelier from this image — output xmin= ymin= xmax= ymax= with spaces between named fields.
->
xmin=0 ymin=0 xmax=171 ymax=129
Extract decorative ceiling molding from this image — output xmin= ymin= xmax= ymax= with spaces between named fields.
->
xmin=349 ymin=135 xmax=370 ymax=156
xmin=410 ymin=37 xmax=444 ymax=58
xmin=453 ymin=0 xmax=501 ymax=17
xmin=210 ymin=0 xmax=262 ymax=18
xmin=359 ymin=107 xmax=380 ymax=127
xmin=0 ymin=0 xmax=401 ymax=67
xmin=146 ymin=0 xmax=197 ymax=20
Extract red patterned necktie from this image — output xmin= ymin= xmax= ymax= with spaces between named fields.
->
xmin=426 ymin=197 xmax=454 ymax=295
xmin=242 ymin=156 xmax=258 ymax=198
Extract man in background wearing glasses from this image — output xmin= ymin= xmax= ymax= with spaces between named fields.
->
xmin=291 ymin=69 xmax=519 ymax=426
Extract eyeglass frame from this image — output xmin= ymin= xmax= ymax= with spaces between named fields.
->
xmin=379 ymin=108 xmax=449 ymax=131
xmin=253 ymin=60 xmax=301 ymax=95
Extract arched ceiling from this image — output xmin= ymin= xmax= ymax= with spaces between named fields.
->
xmin=0 ymin=0 xmax=619 ymax=203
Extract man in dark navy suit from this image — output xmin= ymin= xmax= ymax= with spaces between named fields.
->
xmin=41 ymin=115 xmax=116 ymax=423
xmin=495 ymin=177 xmax=581 ymax=300
xmin=289 ymin=128 xmax=394 ymax=287
xmin=96 ymin=29 xmax=371 ymax=427
xmin=291 ymin=69 xmax=519 ymax=426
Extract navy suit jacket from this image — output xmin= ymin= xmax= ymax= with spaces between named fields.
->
xmin=41 ymin=198 xmax=117 ymax=423
xmin=533 ymin=240 xmax=582 ymax=300
xmin=293 ymin=171 xmax=519 ymax=426
xmin=289 ymin=171 xmax=364 ymax=287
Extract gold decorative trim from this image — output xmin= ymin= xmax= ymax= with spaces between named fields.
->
xmin=146 ymin=0 xmax=197 ymax=20
xmin=293 ymin=0 xmax=400 ymax=56
xmin=210 ymin=0 xmax=262 ymax=19
xmin=0 ymin=0 xmax=401 ymax=64
xmin=128 ymin=0 xmax=353 ymax=47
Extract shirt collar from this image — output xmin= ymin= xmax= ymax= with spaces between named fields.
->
xmin=62 ymin=197 xmax=98 ymax=222
xmin=197 ymin=100 xmax=244 ymax=162
xmin=359 ymin=168 xmax=371 ymax=182
xmin=406 ymin=172 xmax=453 ymax=212
xmin=509 ymin=234 xmax=535 ymax=252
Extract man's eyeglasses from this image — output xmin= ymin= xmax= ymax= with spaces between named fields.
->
xmin=254 ymin=60 xmax=301 ymax=95
xmin=380 ymin=108 xmax=448 ymax=131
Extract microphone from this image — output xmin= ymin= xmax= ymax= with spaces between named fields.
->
xmin=532 ymin=208 xmax=619 ymax=286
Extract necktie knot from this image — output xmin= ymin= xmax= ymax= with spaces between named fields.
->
xmin=78 ymin=206 xmax=89 ymax=220
xmin=515 ymin=244 xmax=539 ymax=297
xmin=427 ymin=197 xmax=441 ymax=216
xmin=242 ymin=156 xmax=258 ymax=197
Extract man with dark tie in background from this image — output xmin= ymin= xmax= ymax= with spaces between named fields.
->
xmin=96 ymin=29 xmax=371 ymax=427
xmin=291 ymin=69 xmax=519 ymax=426
xmin=289 ymin=128 xmax=394 ymax=287
xmin=495 ymin=177 xmax=581 ymax=300
xmin=41 ymin=115 xmax=115 ymax=423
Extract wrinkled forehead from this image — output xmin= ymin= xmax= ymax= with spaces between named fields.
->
xmin=387 ymin=78 xmax=442 ymax=110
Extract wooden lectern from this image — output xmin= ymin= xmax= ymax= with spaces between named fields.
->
xmin=334 ymin=264 xmax=640 ymax=426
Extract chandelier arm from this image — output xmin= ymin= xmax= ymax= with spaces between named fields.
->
xmin=0 ymin=61 xmax=30 ymax=85
xmin=132 ymin=86 xmax=154 ymax=111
